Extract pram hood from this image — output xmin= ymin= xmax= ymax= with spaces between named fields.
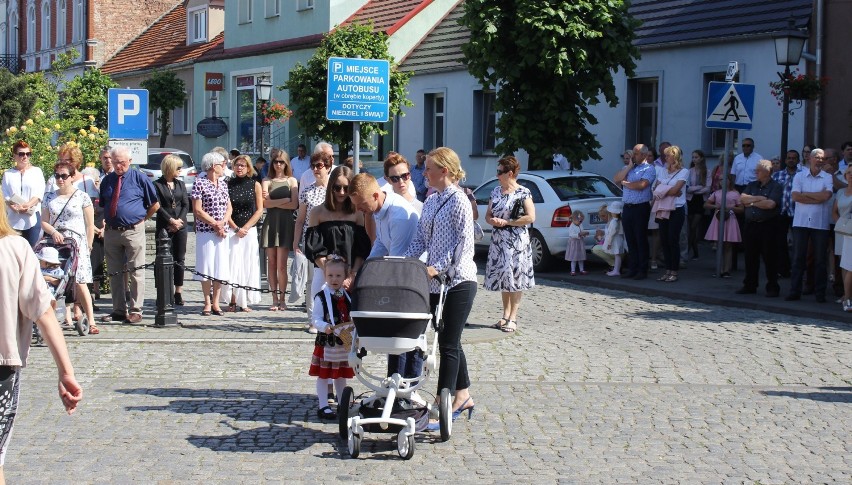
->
xmin=351 ymin=257 xmax=431 ymax=340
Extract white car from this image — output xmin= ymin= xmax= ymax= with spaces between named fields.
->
xmin=472 ymin=170 xmax=623 ymax=272
xmin=135 ymin=149 xmax=198 ymax=192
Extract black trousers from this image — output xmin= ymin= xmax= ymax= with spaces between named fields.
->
xmin=431 ymin=281 xmax=476 ymax=394
xmin=659 ymin=206 xmax=685 ymax=271
xmin=622 ymin=202 xmax=651 ymax=275
xmin=742 ymin=220 xmax=780 ymax=293
xmin=156 ymin=228 xmax=188 ymax=287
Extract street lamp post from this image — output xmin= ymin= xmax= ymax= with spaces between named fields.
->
xmin=773 ymin=19 xmax=808 ymax=159
xmin=255 ymin=75 xmax=273 ymax=157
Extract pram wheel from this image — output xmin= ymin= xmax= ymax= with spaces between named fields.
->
xmin=76 ymin=316 xmax=89 ymax=336
xmin=347 ymin=427 xmax=361 ymax=458
xmin=439 ymin=388 xmax=452 ymax=442
xmin=397 ymin=431 xmax=415 ymax=460
xmin=338 ymin=386 xmax=354 ymax=440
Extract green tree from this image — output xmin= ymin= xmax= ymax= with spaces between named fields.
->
xmin=60 ymin=67 xmax=118 ymax=134
xmin=141 ymin=70 xmax=187 ymax=148
xmin=0 ymin=69 xmax=38 ymax=131
xmin=283 ymin=22 xmax=412 ymax=154
xmin=460 ymin=1 xmax=640 ymax=169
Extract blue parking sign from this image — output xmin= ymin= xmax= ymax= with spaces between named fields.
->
xmin=108 ymin=88 xmax=149 ymax=139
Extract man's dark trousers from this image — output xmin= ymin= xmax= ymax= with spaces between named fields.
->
xmin=742 ymin=219 xmax=780 ymax=294
xmin=622 ymin=202 xmax=650 ymax=276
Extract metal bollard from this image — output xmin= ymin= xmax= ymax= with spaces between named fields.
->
xmin=154 ymin=228 xmax=178 ymax=327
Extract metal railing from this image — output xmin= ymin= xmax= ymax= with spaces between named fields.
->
xmin=0 ymin=55 xmax=21 ymax=74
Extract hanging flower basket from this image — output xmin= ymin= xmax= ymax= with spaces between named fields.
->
xmin=769 ymin=69 xmax=827 ymax=104
xmin=259 ymin=99 xmax=293 ymax=125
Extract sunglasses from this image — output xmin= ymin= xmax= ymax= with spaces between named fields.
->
xmin=742 ymin=144 xmax=753 ymax=148
xmin=332 ymin=184 xmax=349 ymax=193
xmin=54 ymin=173 xmax=71 ymax=180
xmin=388 ymin=172 xmax=411 ymax=183
xmin=17 ymin=151 xmax=32 ymax=157
xmin=496 ymin=168 xmax=509 ymax=175
xmin=311 ymin=163 xmax=326 ymax=170
xmin=273 ymin=160 xmax=287 ymax=164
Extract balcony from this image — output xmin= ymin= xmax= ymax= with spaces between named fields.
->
xmin=0 ymin=55 xmax=21 ymax=74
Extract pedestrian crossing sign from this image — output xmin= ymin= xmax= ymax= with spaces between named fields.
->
xmin=706 ymin=82 xmax=755 ymax=130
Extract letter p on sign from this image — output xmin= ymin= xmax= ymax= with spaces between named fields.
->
xmin=117 ymin=94 xmax=140 ymax=124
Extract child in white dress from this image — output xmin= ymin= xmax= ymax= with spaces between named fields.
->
xmin=564 ymin=211 xmax=588 ymax=275
xmin=603 ymin=201 xmax=626 ymax=276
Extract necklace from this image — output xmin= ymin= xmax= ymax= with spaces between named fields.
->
xmin=166 ymin=180 xmax=176 ymax=209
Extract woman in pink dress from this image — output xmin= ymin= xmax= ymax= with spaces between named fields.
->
xmin=704 ymin=174 xmax=741 ymax=278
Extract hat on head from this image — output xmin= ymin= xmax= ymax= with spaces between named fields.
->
xmin=37 ymin=246 xmax=61 ymax=265
xmin=607 ymin=201 xmax=623 ymax=214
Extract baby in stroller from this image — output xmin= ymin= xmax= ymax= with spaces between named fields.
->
xmin=38 ymin=246 xmax=64 ymax=287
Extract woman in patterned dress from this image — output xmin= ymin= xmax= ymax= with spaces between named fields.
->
xmin=191 ymin=152 xmax=232 ymax=316
xmin=483 ymin=156 xmax=536 ymax=333
xmin=40 ymin=162 xmax=97 ymax=333
xmin=405 ymin=147 xmax=479 ymax=426
xmin=292 ymin=152 xmax=332 ymax=331
xmin=223 ymin=155 xmax=264 ymax=312
xmin=261 ymin=148 xmax=298 ymax=311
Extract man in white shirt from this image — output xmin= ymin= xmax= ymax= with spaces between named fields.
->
xmin=786 ymin=148 xmax=834 ymax=303
xmin=730 ymin=138 xmax=763 ymax=191
xmin=291 ymin=143 xmax=311 ymax=181
xmin=300 ymin=141 xmax=335 ymax=194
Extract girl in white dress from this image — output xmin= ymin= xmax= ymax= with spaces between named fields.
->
xmin=564 ymin=211 xmax=589 ymax=275
xmin=604 ymin=202 xmax=626 ymax=276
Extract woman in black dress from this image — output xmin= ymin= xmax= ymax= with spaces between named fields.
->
xmin=152 ymin=155 xmax=190 ymax=305
xmin=224 ymin=155 xmax=264 ymax=312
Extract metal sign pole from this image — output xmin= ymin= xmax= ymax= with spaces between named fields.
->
xmin=353 ymin=122 xmax=361 ymax=175
xmin=715 ymin=129 xmax=733 ymax=277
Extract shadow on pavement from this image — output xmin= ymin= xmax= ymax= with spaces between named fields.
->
xmin=760 ymin=387 xmax=852 ymax=403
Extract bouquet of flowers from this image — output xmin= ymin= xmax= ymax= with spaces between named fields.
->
xmin=769 ymin=69 xmax=827 ymax=104
xmin=259 ymin=99 xmax=293 ymax=125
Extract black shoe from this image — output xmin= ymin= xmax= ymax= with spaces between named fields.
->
xmin=327 ymin=392 xmax=336 ymax=404
xmin=92 ymin=304 xmax=100 ymax=312
xmin=620 ymin=272 xmax=637 ymax=279
xmin=765 ymin=291 xmax=779 ymax=298
xmin=632 ymin=273 xmax=647 ymax=280
xmin=735 ymin=287 xmax=756 ymax=295
xmin=815 ymin=294 xmax=826 ymax=303
xmin=174 ymin=293 xmax=184 ymax=306
xmin=784 ymin=294 xmax=800 ymax=301
xmin=317 ymin=406 xmax=337 ymax=420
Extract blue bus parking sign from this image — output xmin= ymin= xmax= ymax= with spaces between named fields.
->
xmin=326 ymin=57 xmax=390 ymax=123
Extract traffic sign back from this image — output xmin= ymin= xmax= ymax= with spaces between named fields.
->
xmin=706 ymin=82 xmax=755 ymax=130
xmin=326 ymin=57 xmax=390 ymax=123
xmin=108 ymin=88 xmax=149 ymax=139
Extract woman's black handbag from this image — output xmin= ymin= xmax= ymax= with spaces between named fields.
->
xmin=509 ymin=197 xmax=525 ymax=220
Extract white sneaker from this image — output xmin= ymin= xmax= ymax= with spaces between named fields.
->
xmin=606 ymin=270 xmax=620 ymax=277
xmin=307 ymin=323 xmax=318 ymax=334
xmin=843 ymin=299 xmax=852 ymax=313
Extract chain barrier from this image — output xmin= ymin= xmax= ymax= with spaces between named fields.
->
xmin=103 ymin=261 xmax=156 ymax=278
xmin=173 ymin=262 xmax=287 ymax=296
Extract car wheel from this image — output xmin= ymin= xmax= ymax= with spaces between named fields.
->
xmin=529 ymin=229 xmax=552 ymax=273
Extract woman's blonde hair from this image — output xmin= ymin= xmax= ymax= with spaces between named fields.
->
xmin=664 ymin=145 xmax=683 ymax=171
xmin=428 ymin=147 xmax=466 ymax=182
xmin=0 ymin=198 xmax=17 ymax=237
xmin=161 ymin=154 xmax=183 ymax=179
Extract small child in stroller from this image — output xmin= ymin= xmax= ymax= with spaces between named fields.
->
xmin=38 ymin=246 xmax=64 ymax=287
xmin=309 ymin=256 xmax=355 ymax=421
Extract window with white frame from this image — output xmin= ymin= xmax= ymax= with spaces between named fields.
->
xmin=72 ymin=0 xmax=83 ymax=41
xmin=40 ymin=1 xmax=50 ymax=49
xmin=298 ymin=0 xmax=314 ymax=10
xmin=56 ymin=0 xmax=66 ymax=46
xmin=473 ymin=89 xmax=497 ymax=154
xmin=265 ymin=0 xmax=280 ymax=17
xmin=189 ymin=7 xmax=207 ymax=43
xmin=27 ymin=4 xmax=35 ymax=53
xmin=626 ymin=77 xmax=659 ymax=149
xmin=238 ymin=0 xmax=252 ymax=24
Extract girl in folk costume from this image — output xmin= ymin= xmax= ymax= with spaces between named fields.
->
xmin=309 ymin=255 xmax=355 ymax=421
xmin=564 ymin=211 xmax=589 ymax=275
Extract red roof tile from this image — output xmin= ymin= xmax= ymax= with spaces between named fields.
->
xmin=101 ymin=4 xmax=223 ymax=75
xmin=342 ymin=0 xmax=433 ymax=35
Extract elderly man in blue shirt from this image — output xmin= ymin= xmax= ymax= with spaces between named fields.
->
xmin=614 ymin=144 xmax=657 ymax=280
xmin=348 ymin=172 xmax=422 ymax=383
xmin=99 ymin=146 xmax=160 ymax=324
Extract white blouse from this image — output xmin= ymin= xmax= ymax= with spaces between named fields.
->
xmin=1 ymin=166 xmax=45 ymax=230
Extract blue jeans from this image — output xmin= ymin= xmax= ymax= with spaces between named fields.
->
xmin=790 ymin=227 xmax=829 ymax=297
xmin=17 ymin=225 xmax=41 ymax=248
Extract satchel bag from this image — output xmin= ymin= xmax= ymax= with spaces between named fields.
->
xmin=836 ymin=215 xmax=852 ymax=237
xmin=509 ymin=197 xmax=526 ymax=220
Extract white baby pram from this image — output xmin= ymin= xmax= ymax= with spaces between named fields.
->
xmin=339 ymin=256 xmax=452 ymax=459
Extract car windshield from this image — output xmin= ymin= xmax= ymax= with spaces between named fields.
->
xmin=547 ymin=176 xmax=622 ymax=201
xmin=143 ymin=153 xmax=194 ymax=171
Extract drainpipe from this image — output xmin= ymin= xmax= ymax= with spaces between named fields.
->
xmin=813 ymin=0 xmax=823 ymax=146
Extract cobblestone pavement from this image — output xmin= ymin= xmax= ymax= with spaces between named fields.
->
xmin=5 ymin=237 xmax=851 ymax=483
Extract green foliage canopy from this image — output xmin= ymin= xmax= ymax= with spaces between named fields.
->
xmin=460 ymin=0 xmax=641 ymax=169
xmin=283 ymin=23 xmax=412 ymax=153
xmin=0 ymin=69 xmax=37 ymax=131
xmin=141 ymin=70 xmax=187 ymax=148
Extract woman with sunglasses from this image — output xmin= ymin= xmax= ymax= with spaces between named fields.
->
xmin=383 ymin=152 xmax=423 ymax=214
xmin=293 ymin=152 xmax=333 ymax=330
xmin=304 ymin=165 xmax=370 ymax=333
xmin=1 ymin=141 xmax=45 ymax=247
xmin=40 ymin=162 xmax=97 ymax=334
xmin=222 ymin=155 xmax=264 ymax=312
xmin=484 ymin=156 xmax=536 ymax=333
xmin=260 ymin=149 xmax=298 ymax=311
xmin=152 ymin=155 xmax=190 ymax=306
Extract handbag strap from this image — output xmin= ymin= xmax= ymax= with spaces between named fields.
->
xmin=50 ymin=189 xmax=78 ymax=227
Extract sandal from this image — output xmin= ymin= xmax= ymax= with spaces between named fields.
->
xmin=492 ymin=317 xmax=508 ymax=329
xmin=227 ymin=303 xmax=237 ymax=312
xmin=240 ymin=307 xmax=253 ymax=313
xmin=502 ymin=320 xmax=517 ymax=333
xmin=89 ymin=324 xmax=100 ymax=335
xmin=665 ymin=274 xmax=679 ymax=282
xmin=657 ymin=272 xmax=671 ymax=281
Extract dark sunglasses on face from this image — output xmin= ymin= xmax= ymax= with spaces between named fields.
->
xmin=273 ymin=160 xmax=287 ymax=164
xmin=17 ymin=151 xmax=32 ymax=157
xmin=496 ymin=168 xmax=509 ymax=175
xmin=388 ymin=172 xmax=411 ymax=183
xmin=311 ymin=163 xmax=325 ymax=170
xmin=54 ymin=173 xmax=71 ymax=180
xmin=332 ymin=184 xmax=348 ymax=193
